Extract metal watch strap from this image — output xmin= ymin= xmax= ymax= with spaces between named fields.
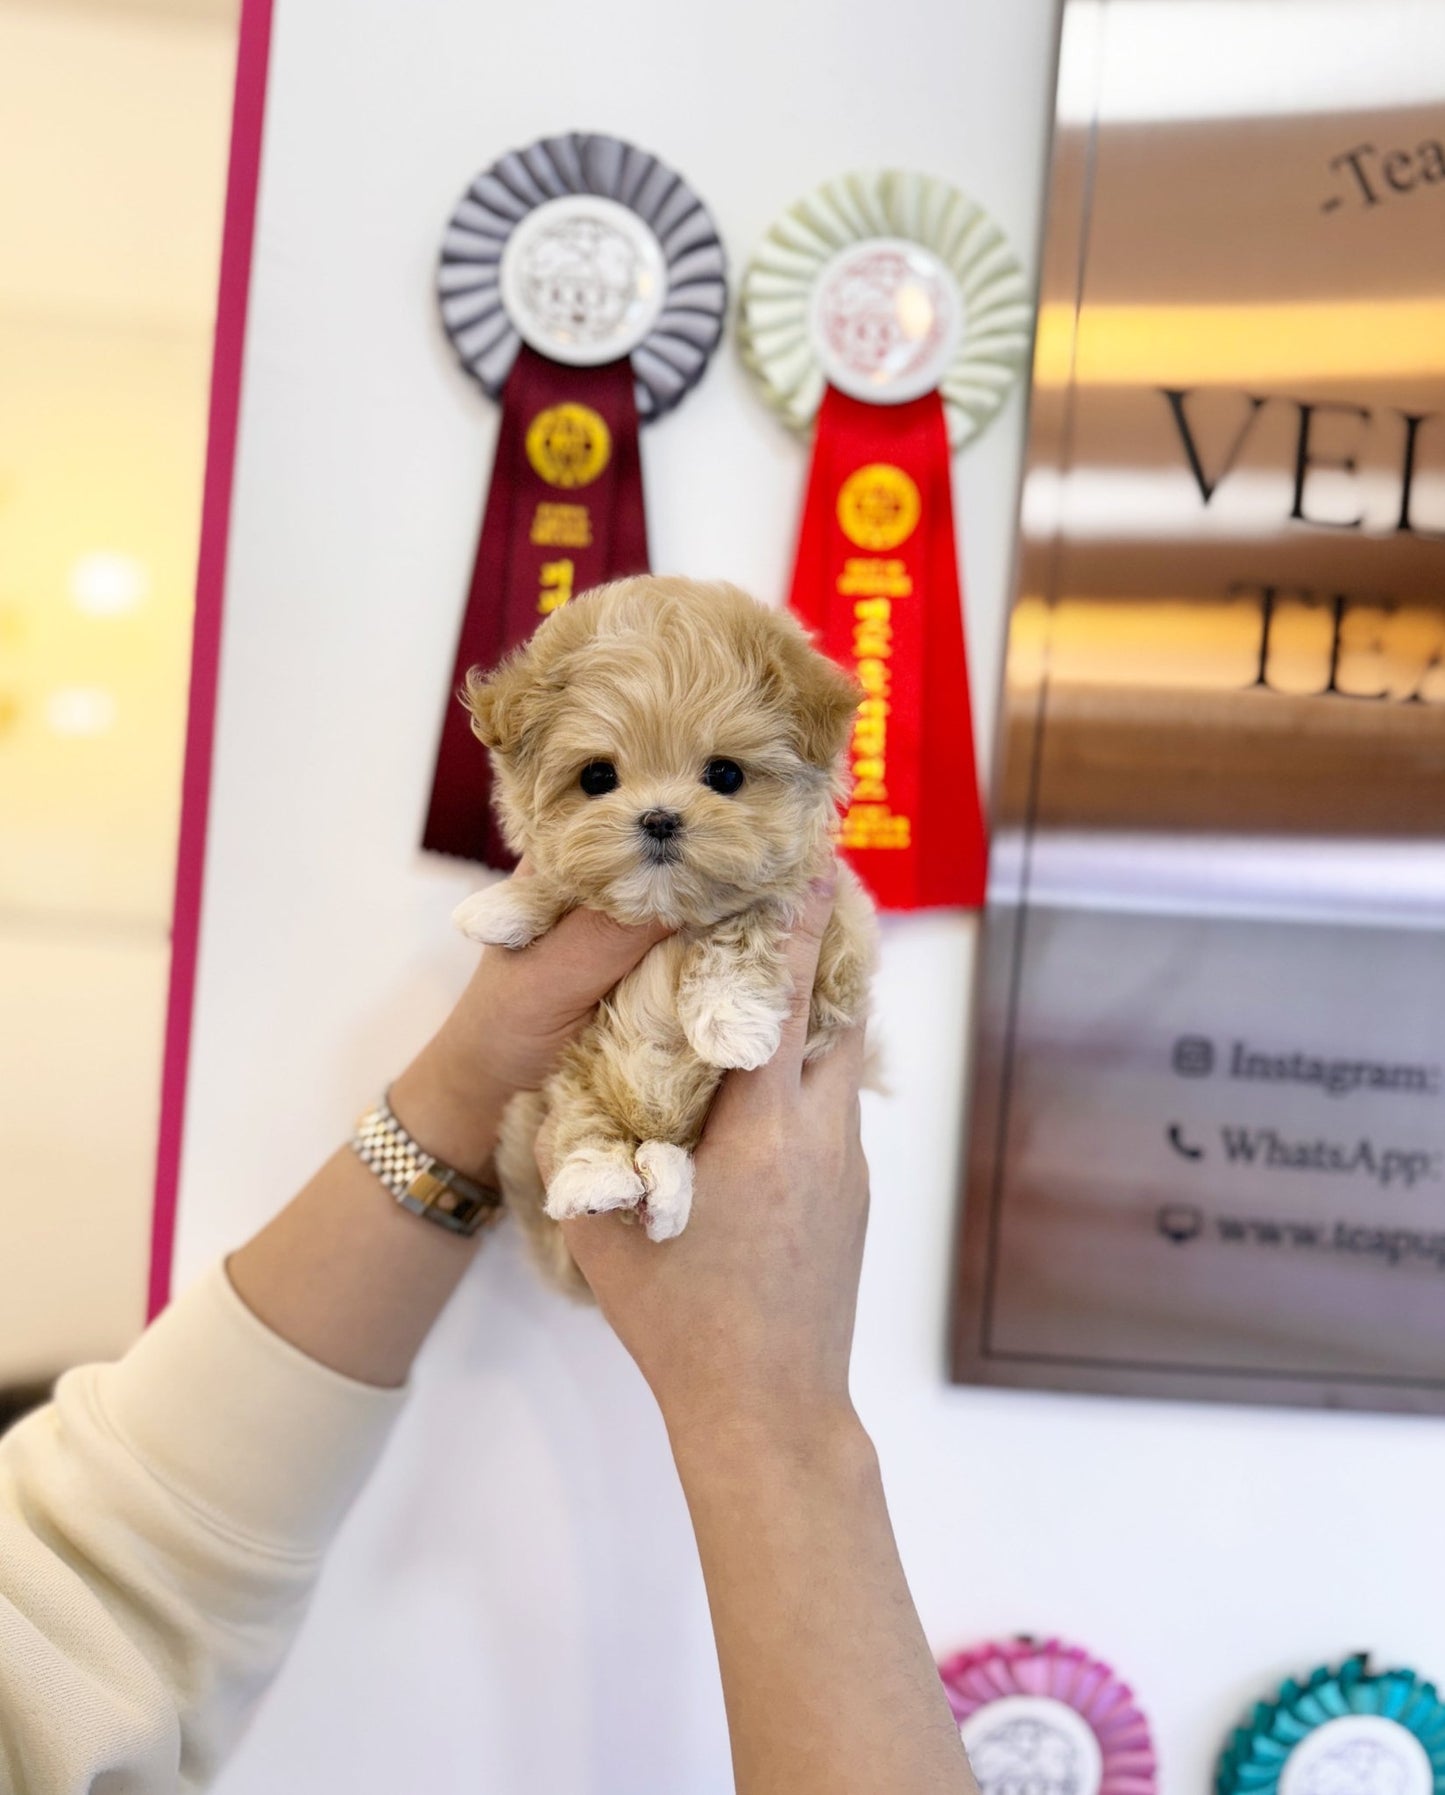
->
xmin=351 ymin=1095 xmax=503 ymax=1237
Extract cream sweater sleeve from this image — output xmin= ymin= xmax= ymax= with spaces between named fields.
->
xmin=0 ymin=1264 xmax=406 ymax=1794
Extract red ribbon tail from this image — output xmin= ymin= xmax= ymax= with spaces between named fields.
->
xmin=786 ymin=384 xmax=987 ymax=911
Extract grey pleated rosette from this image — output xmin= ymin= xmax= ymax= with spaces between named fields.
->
xmin=737 ymin=169 xmax=1033 ymax=450
xmin=437 ymin=133 xmax=727 ymax=422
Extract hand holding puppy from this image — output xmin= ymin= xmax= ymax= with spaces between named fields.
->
xmin=557 ymin=870 xmax=871 ymax=1446
xmin=432 ymin=864 xmax=673 ymax=1098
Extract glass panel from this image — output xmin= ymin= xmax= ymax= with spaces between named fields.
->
xmin=0 ymin=0 xmax=238 ymax=1394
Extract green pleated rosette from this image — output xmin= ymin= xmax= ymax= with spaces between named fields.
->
xmin=737 ymin=169 xmax=1033 ymax=451
xmin=1217 ymin=1656 xmax=1445 ymax=1795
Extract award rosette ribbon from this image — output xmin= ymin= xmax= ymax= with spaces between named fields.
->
xmin=1217 ymin=1656 xmax=1445 ymax=1795
xmin=425 ymin=133 xmax=726 ymax=864
xmin=939 ymin=1636 xmax=1159 ymax=1795
xmin=738 ymin=172 xmax=1032 ymax=909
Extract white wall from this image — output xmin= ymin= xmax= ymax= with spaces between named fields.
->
xmin=173 ymin=1 xmax=1445 ymax=1791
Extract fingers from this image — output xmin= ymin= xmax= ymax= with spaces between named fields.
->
xmin=559 ymin=1210 xmax=654 ymax=1290
xmin=724 ymin=864 xmax=837 ymax=1102
xmin=774 ymin=864 xmax=838 ymax=1059
xmin=541 ymin=904 xmax=673 ymax=1005
xmin=534 ymin=1112 xmax=558 ymax=1185
xmin=801 ymin=1019 xmax=867 ymax=1102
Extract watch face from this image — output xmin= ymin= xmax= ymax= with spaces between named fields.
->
xmin=1279 ymin=1716 xmax=1437 ymax=1795
xmin=809 ymin=236 xmax=963 ymax=405
xmin=500 ymin=194 xmax=668 ymax=367
xmin=958 ymin=1695 xmax=1106 ymax=1795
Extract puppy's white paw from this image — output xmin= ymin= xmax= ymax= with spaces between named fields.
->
xmin=545 ymin=1146 xmax=645 ymax=1222
xmin=684 ymin=989 xmax=786 ymax=1071
xmin=452 ymin=884 xmax=540 ymax=949
xmin=635 ymin=1141 xmax=693 ymax=1242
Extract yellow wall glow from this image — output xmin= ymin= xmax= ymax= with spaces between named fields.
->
xmin=0 ymin=0 xmax=237 ymax=1381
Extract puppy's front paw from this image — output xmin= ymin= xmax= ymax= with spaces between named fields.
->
xmin=452 ymin=884 xmax=541 ymax=950
xmin=635 ymin=1141 xmax=693 ymax=1242
xmin=545 ymin=1146 xmax=645 ymax=1222
xmin=683 ymin=989 xmax=787 ymax=1071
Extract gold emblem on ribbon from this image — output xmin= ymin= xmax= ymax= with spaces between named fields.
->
xmin=525 ymin=403 xmax=612 ymax=489
xmin=836 ymin=463 xmax=921 ymax=551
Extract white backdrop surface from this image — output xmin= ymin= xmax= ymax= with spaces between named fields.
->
xmin=172 ymin=1 xmax=1445 ymax=1790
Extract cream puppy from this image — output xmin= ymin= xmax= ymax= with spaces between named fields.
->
xmin=453 ymin=575 xmax=876 ymax=1294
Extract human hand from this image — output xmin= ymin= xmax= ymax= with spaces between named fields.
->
xmin=559 ymin=867 xmax=870 ymax=1450
xmin=391 ymin=863 xmax=670 ymax=1170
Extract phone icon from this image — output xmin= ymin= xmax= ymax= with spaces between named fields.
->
xmin=1167 ymin=1124 xmax=1205 ymax=1161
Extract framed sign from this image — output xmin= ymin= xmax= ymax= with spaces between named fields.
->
xmin=952 ymin=0 xmax=1445 ymax=1411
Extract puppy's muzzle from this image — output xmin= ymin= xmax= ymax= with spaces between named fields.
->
xmin=638 ymin=809 xmax=683 ymax=864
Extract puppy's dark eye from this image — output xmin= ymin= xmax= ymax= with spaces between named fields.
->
xmin=579 ymin=760 xmax=619 ymax=797
xmin=702 ymin=758 xmax=745 ymax=796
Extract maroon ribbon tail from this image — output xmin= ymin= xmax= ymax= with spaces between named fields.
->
xmin=422 ymin=345 xmax=648 ymax=866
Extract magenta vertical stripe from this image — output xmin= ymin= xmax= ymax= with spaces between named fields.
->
xmin=148 ymin=0 xmax=276 ymax=1319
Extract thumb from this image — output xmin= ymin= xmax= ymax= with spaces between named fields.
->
xmin=729 ymin=860 xmax=838 ymax=1099
xmin=533 ymin=903 xmax=674 ymax=1010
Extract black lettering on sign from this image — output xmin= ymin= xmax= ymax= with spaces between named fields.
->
xmin=1231 ymin=580 xmax=1445 ymax=704
xmin=1160 ymin=389 xmax=1268 ymax=504
xmin=1159 ymin=392 xmax=1445 ymax=538
xmin=1330 ymin=142 xmax=1380 ymax=207
xmin=1290 ymin=402 xmax=1370 ymax=530
xmin=1322 ymin=137 xmax=1445 ymax=212
xmin=1396 ymin=411 xmax=1445 ymax=540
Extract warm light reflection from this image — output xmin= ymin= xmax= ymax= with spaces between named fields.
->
xmin=44 ymin=686 xmax=118 ymax=737
xmin=1007 ymin=593 xmax=1262 ymax=692
xmin=1006 ymin=592 xmax=1445 ymax=704
xmin=1034 ymin=301 xmax=1445 ymax=387
xmin=896 ymin=282 xmax=935 ymax=342
xmin=69 ymin=551 xmax=150 ymax=616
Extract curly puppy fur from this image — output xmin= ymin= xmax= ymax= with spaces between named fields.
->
xmin=454 ymin=576 xmax=877 ymax=1296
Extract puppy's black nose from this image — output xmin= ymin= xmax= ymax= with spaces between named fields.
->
xmin=638 ymin=809 xmax=682 ymax=841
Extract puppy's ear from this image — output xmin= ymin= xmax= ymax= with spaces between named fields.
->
xmin=770 ymin=624 xmax=862 ymax=768
xmin=464 ymin=651 xmax=536 ymax=756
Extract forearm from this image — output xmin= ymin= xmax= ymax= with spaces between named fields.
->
xmin=0 ymin=1267 xmax=404 ymax=1789
xmin=671 ymin=1407 xmax=976 ymax=1795
xmin=227 ymin=1032 xmax=508 ymax=1389
xmin=226 ymin=881 xmax=673 ymax=1389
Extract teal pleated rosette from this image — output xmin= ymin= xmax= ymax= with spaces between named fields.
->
xmin=1218 ymin=1656 xmax=1445 ymax=1795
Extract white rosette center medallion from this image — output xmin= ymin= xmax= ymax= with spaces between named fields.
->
xmin=1278 ymin=1716 xmax=1436 ymax=1795
xmin=500 ymin=194 xmax=668 ymax=368
xmin=959 ymin=1694 xmax=1106 ymax=1795
xmin=810 ymin=237 xmax=963 ymax=406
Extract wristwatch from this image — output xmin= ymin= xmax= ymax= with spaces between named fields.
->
xmin=351 ymin=1095 xmax=504 ymax=1237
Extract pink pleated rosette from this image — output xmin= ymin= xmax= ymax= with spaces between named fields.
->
xmin=939 ymin=1636 xmax=1158 ymax=1795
